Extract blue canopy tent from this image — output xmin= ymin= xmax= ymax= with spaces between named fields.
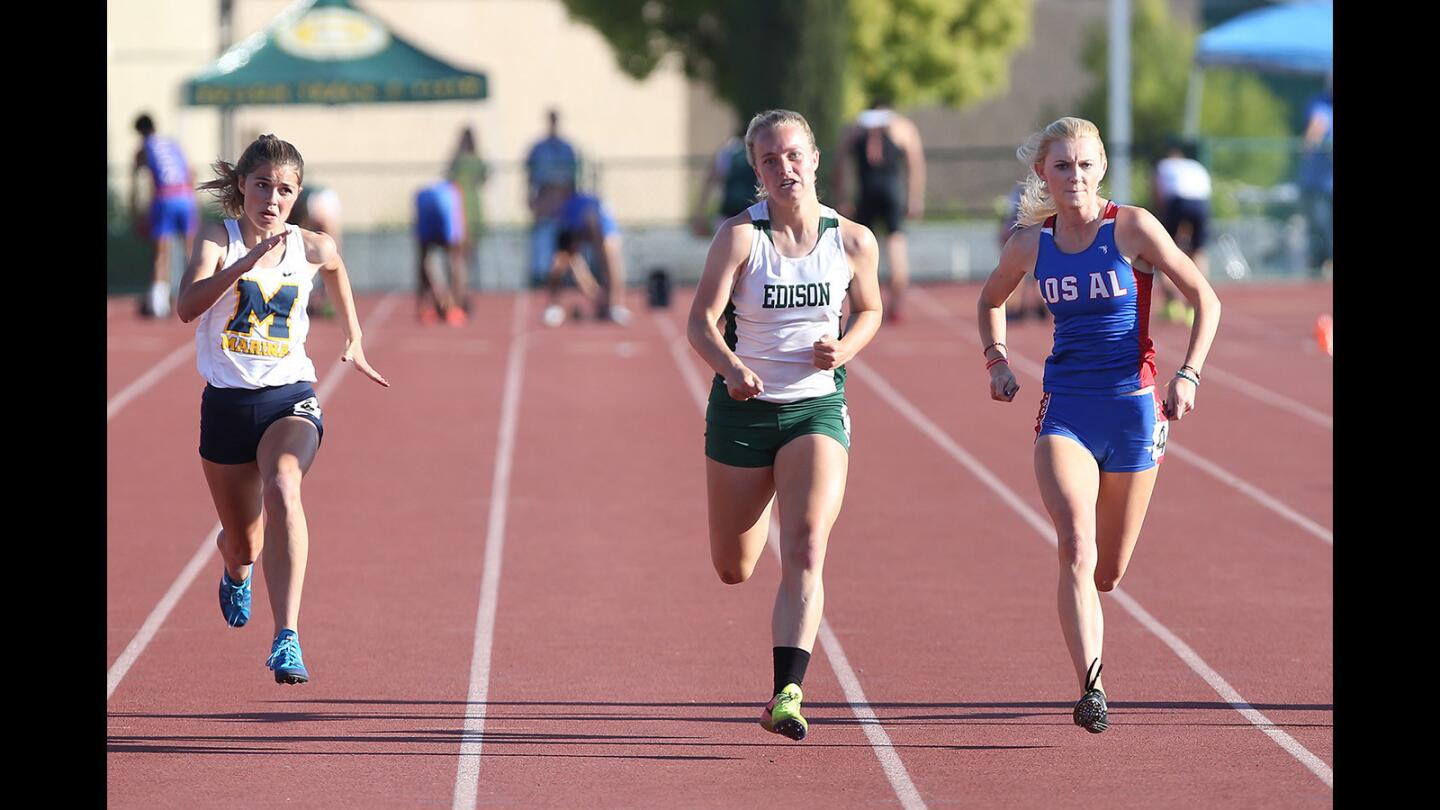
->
xmin=1183 ymin=1 xmax=1332 ymax=134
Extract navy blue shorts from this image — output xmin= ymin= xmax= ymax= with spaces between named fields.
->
xmin=199 ymin=382 xmax=324 ymax=465
xmin=1034 ymin=390 xmax=1167 ymax=473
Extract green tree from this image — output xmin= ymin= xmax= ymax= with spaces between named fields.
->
xmin=847 ymin=0 xmax=1032 ymax=115
xmin=559 ymin=0 xmax=1033 ymax=190
xmin=1074 ymin=0 xmax=1292 ymax=204
xmin=560 ymin=0 xmax=847 ymax=187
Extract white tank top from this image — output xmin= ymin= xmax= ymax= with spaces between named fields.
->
xmin=1154 ymin=157 xmax=1212 ymax=200
xmin=195 ymin=221 xmax=318 ymax=389
xmin=727 ymin=200 xmax=852 ymax=403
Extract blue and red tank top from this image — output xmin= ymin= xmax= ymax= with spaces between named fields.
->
xmin=142 ymin=135 xmax=193 ymax=200
xmin=1033 ymin=201 xmax=1156 ymax=394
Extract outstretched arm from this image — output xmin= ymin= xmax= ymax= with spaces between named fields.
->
xmin=307 ymin=231 xmax=390 ymax=387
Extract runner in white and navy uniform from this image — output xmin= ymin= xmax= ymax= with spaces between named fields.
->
xmin=179 ymin=134 xmax=389 ymax=687
xmin=687 ymin=110 xmax=882 ymax=742
xmin=976 ymin=117 xmax=1221 ymax=734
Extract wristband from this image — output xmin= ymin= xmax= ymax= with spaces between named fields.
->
xmin=986 ymin=356 xmax=1009 ymax=371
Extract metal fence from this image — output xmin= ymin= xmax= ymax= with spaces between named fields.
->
xmin=108 ymin=136 xmax=1329 ymax=293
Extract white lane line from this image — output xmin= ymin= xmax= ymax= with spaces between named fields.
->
xmin=106 ymin=294 xmax=402 ymax=701
xmin=655 ymin=313 xmax=926 ymax=810
xmin=909 ymin=287 xmax=1333 ymax=543
xmin=852 ymin=356 xmax=1333 ymax=789
xmin=1150 ymin=337 xmax=1332 ymax=430
xmin=452 ymin=293 xmax=530 ymax=810
xmin=1164 ymin=444 xmax=1332 ymax=544
xmin=107 ymin=341 xmax=195 ymax=422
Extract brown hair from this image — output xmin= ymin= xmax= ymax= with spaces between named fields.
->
xmin=743 ymin=109 xmax=817 ymax=201
xmin=198 ymin=134 xmax=306 ymax=218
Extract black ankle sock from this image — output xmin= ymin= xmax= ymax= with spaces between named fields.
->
xmin=773 ymin=647 xmax=811 ymax=696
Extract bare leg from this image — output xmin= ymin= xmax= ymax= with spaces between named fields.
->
xmin=1034 ymin=435 xmax=1106 ymax=694
xmin=568 ymin=253 xmax=604 ymax=305
xmin=447 ymin=243 xmax=469 ymax=310
xmin=201 ymin=459 xmax=264 ymax=586
xmin=704 ymin=459 xmax=775 ymax=585
xmin=600 ymin=234 xmax=628 ymax=314
xmin=256 ymin=417 xmax=321 ymax=636
xmin=152 ymin=236 xmax=170 ymax=287
xmin=1093 ymin=466 xmax=1159 ymax=593
xmin=771 ymin=435 xmax=848 ymax=652
xmin=885 ymin=231 xmax=909 ymax=320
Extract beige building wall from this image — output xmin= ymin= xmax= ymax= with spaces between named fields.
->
xmin=109 ymin=0 xmax=727 ymax=229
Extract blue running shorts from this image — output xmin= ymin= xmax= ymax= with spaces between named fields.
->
xmin=1034 ymin=389 xmax=1167 ymax=473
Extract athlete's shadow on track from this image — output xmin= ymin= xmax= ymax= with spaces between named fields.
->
xmin=107 ymin=697 xmax=1332 ymax=756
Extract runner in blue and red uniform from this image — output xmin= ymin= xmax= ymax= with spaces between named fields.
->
xmin=976 ymin=117 xmax=1221 ymax=734
xmin=132 ymin=113 xmax=200 ymax=319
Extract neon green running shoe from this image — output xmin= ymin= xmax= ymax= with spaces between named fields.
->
xmin=760 ymin=683 xmax=807 ymax=741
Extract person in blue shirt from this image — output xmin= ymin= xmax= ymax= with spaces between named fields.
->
xmin=525 ymin=110 xmax=580 ymax=287
xmin=1298 ymin=84 xmax=1333 ymax=277
xmin=540 ymin=191 xmax=631 ymax=326
xmin=132 ymin=113 xmax=200 ymax=318
xmin=976 ymin=117 xmax=1221 ymax=734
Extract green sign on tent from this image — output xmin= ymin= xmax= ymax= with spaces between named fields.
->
xmin=184 ymin=0 xmax=488 ymax=107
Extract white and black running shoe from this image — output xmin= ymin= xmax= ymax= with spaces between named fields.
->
xmin=1073 ymin=658 xmax=1109 ymax=733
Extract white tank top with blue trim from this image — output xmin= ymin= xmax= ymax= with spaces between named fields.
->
xmin=725 ymin=200 xmax=852 ymax=404
xmin=195 ymin=221 xmax=318 ymax=389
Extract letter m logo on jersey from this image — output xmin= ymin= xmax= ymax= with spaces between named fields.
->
xmin=226 ymin=280 xmax=299 ymax=340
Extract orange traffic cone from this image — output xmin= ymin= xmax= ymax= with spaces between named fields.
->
xmin=1315 ymin=314 xmax=1333 ymax=356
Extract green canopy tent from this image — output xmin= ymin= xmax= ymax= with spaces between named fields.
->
xmin=183 ymin=0 xmax=487 ymax=108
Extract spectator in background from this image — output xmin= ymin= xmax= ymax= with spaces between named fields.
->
xmin=449 ymin=126 xmax=489 ymax=303
xmin=525 ymin=109 xmax=580 ymax=287
xmin=414 ymin=179 xmax=468 ymax=326
xmin=132 ymin=113 xmax=200 ymax=319
xmin=691 ymin=126 xmax=757 ymax=237
xmin=1152 ymin=140 xmax=1212 ymax=325
xmin=998 ymin=181 xmax=1047 ymax=322
xmin=834 ymin=97 xmax=926 ymax=323
xmin=286 ymin=184 xmax=342 ymax=319
xmin=541 ymin=191 xmax=631 ymax=327
xmin=1298 ymin=81 xmax=1332 ymax=278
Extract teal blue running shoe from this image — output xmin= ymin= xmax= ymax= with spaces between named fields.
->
xmin=266 ymin=629 xmax=310 ymax=684
xmin=219 ymin=569 xmax=251 ymax=628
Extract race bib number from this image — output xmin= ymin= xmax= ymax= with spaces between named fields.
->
xmin=1150 ymin=417 xmax=1168 ymax=461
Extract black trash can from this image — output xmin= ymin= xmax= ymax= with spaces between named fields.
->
xmin=646 ymin=267 xmax=672 ymax=309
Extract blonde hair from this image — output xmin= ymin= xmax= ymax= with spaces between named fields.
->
xmin=1013 ymin=117 xmax=1107 ymax=227
xmin=198 ymin=134 xmax=306 ymax=219
xmin=743 ymin=109 xmax=817 ymax=201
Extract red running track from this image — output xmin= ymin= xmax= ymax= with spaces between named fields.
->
xmin=107 ymin=280 xmax=1332 ymax=807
